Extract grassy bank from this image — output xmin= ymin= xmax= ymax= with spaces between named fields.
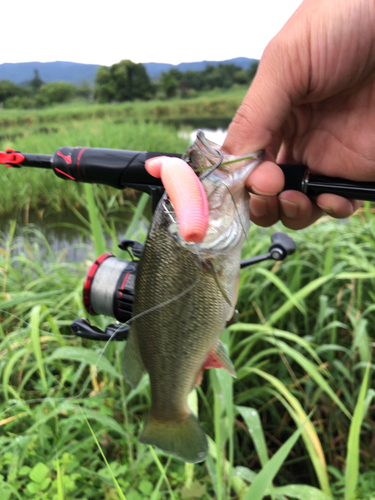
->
xmin=0 ymin=88 xmax=247 ymax=217
xmin=1 ymin=192 xmax=375 ymax=498
xmin=1 ymin=97 xmax=375 ymax=499
xmin=0 ymin=87 xmax=246 ymax=130
xmin=0 ymin=119 xmax=190 ymax=217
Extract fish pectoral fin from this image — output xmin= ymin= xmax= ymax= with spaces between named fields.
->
xmin=204 ymin=261 xmax=232 ymax=307
xmin=201 ymin=340 xmax=237 ymax=378
xmin=227 ymin=272 xmax=240 ymax=321
xmin=122 ymin=331 xmax=145 ymax=389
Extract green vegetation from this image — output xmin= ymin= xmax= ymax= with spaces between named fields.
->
xmin=0 ymin=59 xmax=257 ymax=109
xmin=158 ymin=61 xmax=258 ymax=98
xmin=1 ymin=103 xmax=375 ymax=499
xmin=94 ymin=60 xmax=155 ymax=103
xmin=2 ymin=195 xmax=375 ymax=499
xmin=0 ymin=91 xmax=246 ymax=216
xmin=0 ymin=70 xmax=82 ymax=110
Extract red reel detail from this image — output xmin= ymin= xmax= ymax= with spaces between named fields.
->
xmin=83 ymin=253 xmax=113 ymax=315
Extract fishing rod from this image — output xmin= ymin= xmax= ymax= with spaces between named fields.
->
xmin=3 ymin=139 xmax=369 ymax=341
xmin=2 ymin=146 xmax=375 ymax=211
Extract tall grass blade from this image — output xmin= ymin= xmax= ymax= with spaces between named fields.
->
xmin=264 ymin=338 xmax=350 ymax=418
xmin=218 ymin=328 xmax=235 ymax=499
xmin=247 ymin=367 xmax=331 ymax=496
xmin=344 ymin=362 xmax=371 ymax=500
xmin=84 ymin=184 xmax=107 ymax=256
xmin=55 ymin=454 xmax=64 ymax=500
xmin=30 ymin=305 xmax=48 ymax=392
xmin=123 ymin=192 xmax=149 ymax=241
xmin=211 ymin=369 xmax=224 ymax=500
xmin=2 ymin=219 xmax=16 ymax=296
xmin=207 ymin=437 xmax=248 ymax=498
xmin=149 ymin=446 xmax=176 ymax=500
xmin=243 ymin=419 xmax=307 ymax=500
xmin=236 ymin=406 xmax=268 ymax=467
xmin=185 ymin=389 xmax=198 ymax=489
xmin=2 ymin=348 xmax=28 ymax=400
xmin=81 ymin=407 xmax=127 ymax=500
xmin=256 ymin=268 xmax=306 ymax=314
xmin=275 ymin=484 xmax=332 ymax=500
xmin=46 ymin=346 xmax=120 ymax=378
xmin=268 ymin=275 xmax=333 ymax=326
xmin=151 ymin=457 xmax=172 ymax=500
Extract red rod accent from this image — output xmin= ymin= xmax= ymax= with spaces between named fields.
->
xmin=57 ymin=151 xmax=72 ymax=164
xmin=0 ymin=149 xmax=25 ymax=166
xmin=55 ymin=168 xmax=76 ymax=181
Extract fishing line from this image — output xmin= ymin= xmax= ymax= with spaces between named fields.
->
xmin=124 ymin=274 xmax=202 ymax=325
xmin=0 ymin=308 xmax=123 ymax=419
xmin=0 ymin=265 xmax=201 ymax=418
xmin=0 ymin=309 xmax=76 ymax=341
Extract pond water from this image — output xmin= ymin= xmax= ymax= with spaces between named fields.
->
xmin=0 ymin=198 xmax=152 ymax=262
xmin=0 ymin=123 xmax=228 ymax=262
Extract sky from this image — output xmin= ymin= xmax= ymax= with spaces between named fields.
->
xmin=2 ymin=0 xmax=303 ymax=66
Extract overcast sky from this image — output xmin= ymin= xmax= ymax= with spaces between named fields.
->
xmin=2 ymin=0 xmax=303 ymax=66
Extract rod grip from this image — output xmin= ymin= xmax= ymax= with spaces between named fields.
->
xmin=278 ymin=163 xmax=375 ymax=201
xmin=52 ymin=147 xmax=177 ymax=189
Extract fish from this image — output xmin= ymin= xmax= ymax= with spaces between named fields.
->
xmin=122 ymin=131 xmax=263 ymax=463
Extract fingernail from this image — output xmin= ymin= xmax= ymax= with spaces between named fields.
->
xmin=251 ymin=196 xmax=268 ymax=217
xmin=280 ymin=199 xmax=299 ymax=218
xmin=251 ymin=187 xmax=274 ymax=196
xmin=317 ymin=203 xmax=333 ymax=215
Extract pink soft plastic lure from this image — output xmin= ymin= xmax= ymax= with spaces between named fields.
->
xmin=145 ymin=156 xmax=209 ymax=243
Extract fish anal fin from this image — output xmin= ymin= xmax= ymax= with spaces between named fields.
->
xmin=195 ymin=340 xmax=236 ymax=386
xmin=122 ymin=330 xmax=145 ymax=389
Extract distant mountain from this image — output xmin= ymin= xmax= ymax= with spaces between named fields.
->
xmin=0 ymin=57 xmax=258 ymax=86
xmin=0 ymin=61 xmax=101 ymax=85
xmin=144 ymin=57 xmax=258 ymax=81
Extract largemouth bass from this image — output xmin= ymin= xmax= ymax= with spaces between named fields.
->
xmin=123 ymin=131 xmax=263 ymax=463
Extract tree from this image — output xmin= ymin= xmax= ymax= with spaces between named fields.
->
xmin=94 ymin=66 xmax=115 ymax=103
xmin=0 ymin=80 xmax=30 ymax=104
xmin=160 ymin=71 xmax=179 ymax=98
xmin=36 ymin=82 xmax=75 ymax=106
xmin=29 ymin=69 xmax=44 ymax=93
xmin=94 ymin=60 xmax=154 ymax=103
xmin=248 ymin=61 xmax=259 ymax=82
xmin=75 ymin=81 xmax=92 ymax=99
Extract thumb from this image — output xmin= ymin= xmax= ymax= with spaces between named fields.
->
xmin=224 ymin=55 xmax=291 ymax=156
xmin=223 ymin=38 xmax=306 ymax=156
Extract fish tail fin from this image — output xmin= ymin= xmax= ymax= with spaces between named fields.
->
xmin=139 ymin=411 xmax=208 ymax=463
xmin=122 ymin=330 xmax=145 ymax=389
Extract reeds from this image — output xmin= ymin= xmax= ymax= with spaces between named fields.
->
xmin=1 ymin=113 xmax=375 ymax=499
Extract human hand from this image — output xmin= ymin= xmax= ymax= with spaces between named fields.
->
xmin=223 ymin=0 xmax=375 ymax=229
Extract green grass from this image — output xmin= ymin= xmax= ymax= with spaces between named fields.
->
xmin=0 ymin=88 xmax=246 ymax=216
xmin=2 ymin=203 xmax=375 ymax=498
xmin=0 ymin=118 xmax=190 ymax=216
xmin=0 ymin=88 xmax=245 ymax=129
xmin=1 ymin=108 xmax=375 ymax=499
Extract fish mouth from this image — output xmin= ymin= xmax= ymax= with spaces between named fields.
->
xmin=165 ymin=130 xmax=264 ymax=256
xmin=168 ymin=205 xmax=248 ymax=257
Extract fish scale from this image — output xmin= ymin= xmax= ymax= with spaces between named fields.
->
xmin=133 ymin=205 xmax=231 ymax=420
xmin=122 ymin=131 xmax=263 ymax=462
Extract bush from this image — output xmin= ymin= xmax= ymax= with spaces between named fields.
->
xmin=36 ymin=82 xmax=75 ymax=106
xmin=3 ymin=95 xmax=35 ymax=109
